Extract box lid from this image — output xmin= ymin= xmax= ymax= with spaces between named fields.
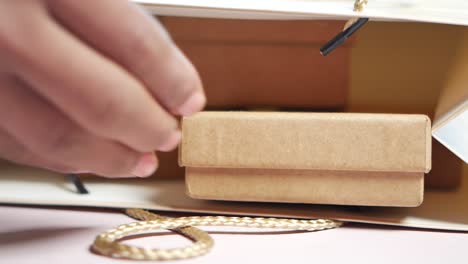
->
xmin=180 ymin=112 xmax=431 ymax=173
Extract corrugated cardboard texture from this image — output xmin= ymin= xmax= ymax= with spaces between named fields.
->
xmin=160 ymin=17 xmax=349 ymax=108
xmin=186 ymin=167 xmax=423 ymax=207
xmin=181 ymin=112 xmax=431 ymax=173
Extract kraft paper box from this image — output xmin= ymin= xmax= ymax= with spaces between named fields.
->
xmin=0 ymin=0 xmax=467 ymax=232
xmin=160 ymin=17 xmax=350 ymax=109
xmin=180 ymin=112 xmax=431 ymax=207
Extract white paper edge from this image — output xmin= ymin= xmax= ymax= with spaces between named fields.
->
xmin=433 ymin=109 xmax=468 ymax=164
xmin=133 ymin=0 xmax=468 ymax=26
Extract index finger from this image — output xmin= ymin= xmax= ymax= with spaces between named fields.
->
xmin=47 ymin=0 xmax=206 ymax=116
xmin=0 ymin=2 xmax=180 ymax=153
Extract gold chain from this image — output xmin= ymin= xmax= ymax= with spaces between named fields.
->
xmin=92 ymin=209 xmax=343 ymax=261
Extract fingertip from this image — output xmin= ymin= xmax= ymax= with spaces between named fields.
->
xmin=158 ymin=130 xmax=181 ymax=152
xmin=131 ymin=152 xmax=158 ymax=178
xmin=171 ymin=47 xmax=206 ymax=116
xmin=178 ymin=92 xmax=206 ymax=117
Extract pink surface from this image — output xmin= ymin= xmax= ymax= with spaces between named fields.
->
xmin=1 ymin=205 xmax=467 ymax=264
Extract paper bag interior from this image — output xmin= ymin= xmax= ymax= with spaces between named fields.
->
xmin=0 ymin=19 xmax=467 ymax=231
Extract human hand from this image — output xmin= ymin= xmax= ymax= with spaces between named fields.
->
xmin=0 ymin=1 xmax=205 ymax=177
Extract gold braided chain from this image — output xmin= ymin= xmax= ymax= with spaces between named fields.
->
xmin=92 ymin=209 xmax=343 ymax=261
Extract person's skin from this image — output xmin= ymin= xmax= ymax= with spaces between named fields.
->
xmin=0 ymin=1 xmax=205 ymax=178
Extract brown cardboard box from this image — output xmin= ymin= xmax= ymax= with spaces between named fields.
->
xmin=180 ymin=111 xmax=431 ymax=206
xmin=342 ymin=109 xmax=463 ymax=189
xmin=160 ymin=17 xmax=350 ymax=109
xmin=346 ymin=109 xmax=464 ymax=189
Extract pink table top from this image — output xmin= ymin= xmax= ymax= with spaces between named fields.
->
xmin=1 ymin=205 xmax=467 ymax=264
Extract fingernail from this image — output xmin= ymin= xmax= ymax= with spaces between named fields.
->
xmin=179 ymin=92 xmax=206 ymax=116
xmin=158 ymin=131 xmax=181 ymax=152
xmin=131 ymin=153 xmax=158 ymax=177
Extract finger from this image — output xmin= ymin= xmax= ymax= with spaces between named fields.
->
xmin=0 ymin=128 xmax=77 ymax=173
xmin=47 ymin=0 xmax=206 ymax=116
xmin=0 ymin=2 xmax=180 ymax=153
xmin=0 ymin=74 xmax=158 ymax=178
